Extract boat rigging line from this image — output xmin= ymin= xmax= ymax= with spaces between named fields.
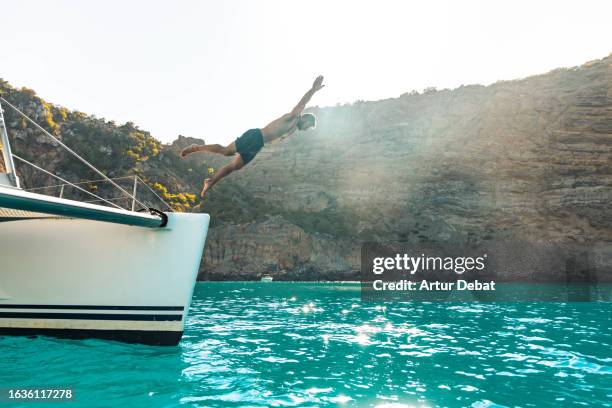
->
xmin=12 ymin=154 xmax=124 ymax=210
xmin=0 ymin=96 xmax=150 ymax=211
xmin=25 ymin=175 xmax=173 ymax=212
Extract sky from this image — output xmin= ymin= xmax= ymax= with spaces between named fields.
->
xmin=1 ymin=0 xmax=610 ymax=144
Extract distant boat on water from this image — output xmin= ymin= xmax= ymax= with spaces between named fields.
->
xmin=0 ymin=96 xmax=210 ymax=346
xmin=260 ymin=274 xmax=273 ymax=282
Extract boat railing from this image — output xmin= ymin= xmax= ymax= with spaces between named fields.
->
xmin=24 ymin=175 xmax=173 ymax=213
xmin=0 ymin=95 xmax=172 ymax=214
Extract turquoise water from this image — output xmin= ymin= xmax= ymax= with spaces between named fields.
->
xmin=1 ymin=282 xmax=611 ymax=407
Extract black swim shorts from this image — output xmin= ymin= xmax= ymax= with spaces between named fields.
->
xmin=235 ymin=128 xmax=264 ymax=164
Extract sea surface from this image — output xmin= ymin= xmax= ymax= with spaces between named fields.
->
xmin=1 ymin=282 xmax=611 ymax=407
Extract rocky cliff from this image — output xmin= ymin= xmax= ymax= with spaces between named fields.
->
xmin=2 ymin=55 xmax=611 ymax=281
xmin=198 ymin=55 xmax=612 ymax=280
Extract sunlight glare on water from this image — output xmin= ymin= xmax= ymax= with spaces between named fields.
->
xmin=1 ymin=282 xmax=611 ymax=407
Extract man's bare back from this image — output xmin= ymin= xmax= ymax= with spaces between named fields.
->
xmin=181 ymin=75 xmax=325 ymax=197
xmin=261 ymin=113 xmax=299 ymax=143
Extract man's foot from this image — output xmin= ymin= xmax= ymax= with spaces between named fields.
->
xmin=181 ymin=143 xmax=203 ymax=158
xmin=200 ymin=179 xmax=212 ymax=197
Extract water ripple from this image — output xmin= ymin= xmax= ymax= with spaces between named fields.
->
xmin=0 ymin=282 xmax=610 ymax=407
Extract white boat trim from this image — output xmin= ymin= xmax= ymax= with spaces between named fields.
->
xmin=0 ymin=212 xmax=209 ymax=345
xmin=0 ymin=96 xmax=211 ymax=345
xmin=0 ymin=185 xmax=164 ymax=228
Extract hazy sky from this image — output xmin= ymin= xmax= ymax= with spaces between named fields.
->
xmin=2 ymin=0 xmax=610 ymax=144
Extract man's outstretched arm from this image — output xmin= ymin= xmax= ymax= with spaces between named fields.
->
xmin=262 ymin=75 xmax=325 ymax=142
xmin=290 ymin=75 xmax=325 ymax=117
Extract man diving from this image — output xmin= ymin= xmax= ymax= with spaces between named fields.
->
xmin=181 ymin=75 xmax=325 ymax=196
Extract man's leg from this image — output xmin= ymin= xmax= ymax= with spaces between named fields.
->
xmin=181 ymin=142 xmax=237 ymax=158
xmin=201 ymin=154 xmax=245 ymax=196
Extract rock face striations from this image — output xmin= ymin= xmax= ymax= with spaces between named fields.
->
xmin=199 ymin=55 xmax=612 ymax=281
xmin=1 ymin=55 xmax=610 ymax=281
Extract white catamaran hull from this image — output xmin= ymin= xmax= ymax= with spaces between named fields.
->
xmin=0 ymin=212 xmax=209 ymax=345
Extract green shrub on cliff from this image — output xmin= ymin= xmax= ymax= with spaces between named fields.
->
xmin=152 ymin=181 xmax=196 ymax=212
xmin=0 ymin=79 xmax=204 ymax=211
